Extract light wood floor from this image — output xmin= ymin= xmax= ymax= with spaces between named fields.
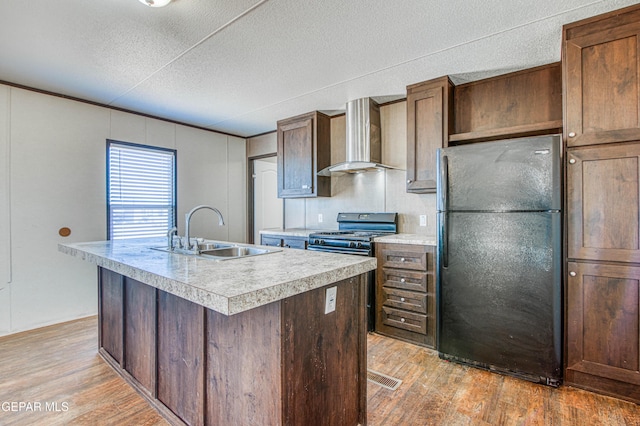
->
xmin=1 ymin=317 xmax=639 ymax=425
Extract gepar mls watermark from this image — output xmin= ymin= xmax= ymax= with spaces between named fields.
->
xmin=2 ymin=401 xmax=69 ymax=412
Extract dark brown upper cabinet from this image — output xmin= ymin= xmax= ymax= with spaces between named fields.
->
xmin=277 ymin=111 xmax=331 ymax=198
xmin=564 ymin=6 xmax=640 ymax=147
xmin=406 ymin=76 xmax=453 ymax=193
xmin=451 ymin=63 xmax=562 ymax=143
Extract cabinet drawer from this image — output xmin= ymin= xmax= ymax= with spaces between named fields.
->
xmin=381 ymin=268 xmax=428 ymax=292
xmin=381 ymin=306 xmax=427 ymax=335
xmin=382 ymin=287 xmax=427 ymax=314
xmin=260 ymin=236 xmax=282 ymax=247
xmin=378 ymin=245 xmax=428 ymax=271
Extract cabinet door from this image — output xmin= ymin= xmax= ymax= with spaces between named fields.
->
xmin=124 ymin=277 xmax=156 ymax=393
xmin=406 ymin=77 xmax=452 ymax=193
xmin=282 ymin=236 xmax=307 ymax=250
xmin=567 ymin=143 xmax=640 ymax=263
xmin=260 ymin=235 xmax=283 ymax=247
xmin=564 ymin=19 xmax=640 ymax=147
xmin=99 ymin=268 xmax=123 ymax=364
xmin=157 ymin=291 xmax=205 ymax=426
xmin=566 ymin=262 xmax=640 ymax=395
xmin=278 ymin=116 xmax=314 ymax=197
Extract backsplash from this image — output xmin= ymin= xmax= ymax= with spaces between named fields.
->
xmin=284 ymin=169 xmax=437 ymax=235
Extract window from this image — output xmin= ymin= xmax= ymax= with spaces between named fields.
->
xmin=107 ymin=140 xmax=176 ymax=240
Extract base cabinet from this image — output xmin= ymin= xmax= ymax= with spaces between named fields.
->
xmin=566 ymin=261 xmax=640 ymax=402
xmin=375 ymin=243 xmax=436 ymax=348
xmin=98 ymin=267 xmax=366 ymax=426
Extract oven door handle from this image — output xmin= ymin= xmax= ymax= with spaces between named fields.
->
xmin=307 ymin=246 xmax=371 ymax=256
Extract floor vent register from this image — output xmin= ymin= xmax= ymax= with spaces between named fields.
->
xmin=367 ymin=369 xmax=402 ymax=391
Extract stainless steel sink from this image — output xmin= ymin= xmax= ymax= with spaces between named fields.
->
xmin=150 ymin=241 xmax=232 ymax=255
xmin=198 ymin=242 xmax=233 ymax=251
xmin=200 ymin=246 xmax=277 ymax=260
xmin=151 ymin=243 xmax=279 ymax=260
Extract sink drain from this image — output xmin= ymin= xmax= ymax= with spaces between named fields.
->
xmin=367 ymin=369 xmax=402 ymax=390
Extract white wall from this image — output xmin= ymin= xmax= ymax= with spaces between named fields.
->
xmin=0 ymin=85 xmax=11 ymax=334
xmin=0 ymin=84 xmax=246 ymax=336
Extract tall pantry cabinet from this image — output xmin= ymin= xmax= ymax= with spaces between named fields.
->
xmin=563 ymin=4 xmax=640 ymax=402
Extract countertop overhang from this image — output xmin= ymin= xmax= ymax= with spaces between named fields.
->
xmin=59 ymin=238 xmax=376 ymax=316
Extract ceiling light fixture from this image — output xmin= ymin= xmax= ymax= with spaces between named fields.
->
xmin=138 ymin=0 xmax=172 ymax=7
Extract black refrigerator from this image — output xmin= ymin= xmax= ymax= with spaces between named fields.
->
xmin=436 ymin=135 xmax=562 ymax=386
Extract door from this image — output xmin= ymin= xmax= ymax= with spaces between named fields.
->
xmin=437 ymin=211 xmax=562 ymax=380
xmin=438 ymin=136 xmax=561 ymax=212
xmin=277 ymin=114 xmax=314 ymax=198
xmin=566 ymin=261 xmax=640 ymax=387
xmin=566 ymin=143 xmax=640 ymax=263
xmin=253 ymin=157 xmax=283 ymax=243
xmin=564 ymin=20 xmax=640 ymax=147
xmin=406 ymin=77 xmax=452 ymax=193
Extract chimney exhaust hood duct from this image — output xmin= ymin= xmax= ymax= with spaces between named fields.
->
xmin=318 ymin=98 xmax=396 ymax=176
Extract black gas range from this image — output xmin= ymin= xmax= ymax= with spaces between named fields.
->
xmin=307 ymin=213 xmax=398 ymax=256
xmin=307 ymin=212 xmax=398 ymax=332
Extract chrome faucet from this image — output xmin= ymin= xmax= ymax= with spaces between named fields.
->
xmin=184 ymin=205 xmax=225 ymax=252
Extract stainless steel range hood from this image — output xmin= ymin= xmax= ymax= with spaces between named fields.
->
xmin=318 ymin=98 xmax=396 ymax=176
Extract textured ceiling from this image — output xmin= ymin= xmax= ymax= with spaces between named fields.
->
xmin=0 ymin=0 xmax=637 ymax=137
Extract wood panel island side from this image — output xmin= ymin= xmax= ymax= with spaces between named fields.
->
xmin=59 ymin=238 xmax=376 ymax=426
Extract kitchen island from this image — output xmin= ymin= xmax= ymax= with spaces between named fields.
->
xmin=60 ymin=238 xmax=376 ymax=426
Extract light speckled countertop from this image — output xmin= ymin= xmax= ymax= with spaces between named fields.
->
xmin=374 ymin=233 xmax=437 ymax=246
xmin=59 ymin=238 xmax=376 ymax=316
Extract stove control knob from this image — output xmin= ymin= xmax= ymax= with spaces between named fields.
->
xmin=313 ymin=239 xmax=320 ymax=245
xmin=349 ymin=242 xmax=356 ymax=248
xmin=320 ymin=240 xmax=325 ymax=245
xmin=357 ymin=242 xmax=363 ymax=249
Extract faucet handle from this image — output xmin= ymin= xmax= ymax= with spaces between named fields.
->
xmin=167 ymin=226 xmax=178 ymax=250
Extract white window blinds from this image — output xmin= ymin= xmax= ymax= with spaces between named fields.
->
xmin=107 ymin=141 xmax=176 ymax=240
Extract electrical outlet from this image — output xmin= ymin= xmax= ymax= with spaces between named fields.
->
xmin=420 ymin=215 xmax=427 ymax=227
xmin=318 ymin=213 xmax=323 ymax=223
xmin=325 ymin=286 xmax=337 ymax=314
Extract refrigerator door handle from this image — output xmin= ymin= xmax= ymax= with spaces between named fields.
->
xmin=442 ymin=212 xmax=448 ymax=268
xmin=436 ymin=152 xmax=448 ymax=212
xmin=437 ymin=153 xmax=449 ymax=268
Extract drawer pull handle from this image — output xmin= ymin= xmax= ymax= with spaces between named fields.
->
xmin=569 ymin=271 xmax=576 ymax=277
xmin=569 ymin=159 xmax=576 ymax=164
xmin=568 ymin=132 xmax=576 ymax=138
xmin=400 ymin=297 xmax=406 ymax=302
xmin=400 ymin=278 xmax=406 ymax=283
xmin=400 ymin=257 xmax=406 ymax=262
xmin=400 ymin=318 xmax=406 ymax=323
